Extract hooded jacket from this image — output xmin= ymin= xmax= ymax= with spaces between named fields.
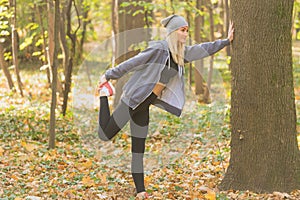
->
xmin=105 ymin=39 xmax=230 ymax=116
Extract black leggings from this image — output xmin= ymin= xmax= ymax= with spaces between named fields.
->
xmin=98 ymin=93 xmax=157 ymax=193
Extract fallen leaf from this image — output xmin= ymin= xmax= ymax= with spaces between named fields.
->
xmin=96 ymin=172 xmax=107 ymax=184
xmin=21 ymin=141 xmax=37 ymax=152
xmin=0 ymin=147 xmax=4 ymax=156
xmin=204 ymin=190 xmax=216 ymax=200
xmin=82 ymin=176 xmax=95 ymax=187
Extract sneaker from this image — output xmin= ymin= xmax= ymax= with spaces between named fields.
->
xmin=99 ymin=81 xmax=115 ymax=97
xmin=136 ymin=192 xmax=149 ymax=199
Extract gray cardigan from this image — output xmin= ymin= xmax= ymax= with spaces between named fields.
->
xmin=105 ymin=39 xmax=230 ymax=116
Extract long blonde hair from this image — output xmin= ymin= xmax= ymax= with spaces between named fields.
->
xmin=166 ymin=31 xmax=185 ymax=66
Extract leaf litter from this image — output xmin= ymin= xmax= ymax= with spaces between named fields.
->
xmin=0 ymin=71 xmax=299 ymax=199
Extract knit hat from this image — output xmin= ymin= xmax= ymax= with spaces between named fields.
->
xmin=161 ymin=15 xmax=188 ymax=35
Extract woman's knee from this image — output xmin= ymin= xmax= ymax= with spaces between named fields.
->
xmin=98 ymin=128 xmax=111 ymax=141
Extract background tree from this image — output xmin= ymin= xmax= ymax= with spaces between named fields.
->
xmin=35 ymin=2 xmax=51 ymax=84
xmin=0 ymin=43 xmax=14 ymax=89
xmin=49 ymin=0 xmax=60 ymax=149
xmin=0 ymin=0 xmax=14 ymax=90
xmin=206 ymin=0 xmax=215 ymax=91
xmin=61 ymin=0 xmax=81 ymax=116
xmin=194 ymin=0 xmax=210 ymax=103
xmin=113 ymin=0 xmax=153 ymax=107
xmin=220 ymin=0 xmax=300 ymax=192
xmin=224 ymin=0 xmax=230 ymax=56
xmin=9 ymin=0 xmax=23 ymax=96
xmin=77 ymin=0 xmax=90 ymax=61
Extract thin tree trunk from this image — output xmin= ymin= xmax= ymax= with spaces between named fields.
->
xmin=49 ymin=0 xmax=60 ymax=149
xmin=0 ymin=44 xmax=14 ymax=90
xmin=220 ymin=0 xmax=300 ymax=192
xmin=47 ymin=0 xmax=63 ymax=93
xmin=78 ymin=0 xmax=89 ymax=62
xmin=219 ymin=0 xmax=225 ymax=38
xmin=9 ymin=0 xmax=23 ymax=97
xmin=36 ymin=4 xmax=51 ymax=84
xmin=207 ymin=0 xmax=215 ymax=90
xmin=60 ymin=0 xmax=70 ymax=116
xmin=194 ymin=0 xmax=210 ymax=103
xmin=186 ymin=5 xmax=192 ymax=86
xmin=111 ymin=0 xmax=118 ymax=69
xmin=47 ymin=0 xmax=54 ymax=84
xmin=59 ymin=0 xmax=69 ymax=80
xmin=224 ymin=0 xmax=230 ymax=56
xmin=62 ymin=0 xmax=80 ymax=116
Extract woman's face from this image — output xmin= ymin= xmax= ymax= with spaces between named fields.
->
xmin=176 ymin=26 xmax=189 ymax=44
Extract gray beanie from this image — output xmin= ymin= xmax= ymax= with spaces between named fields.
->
xmin=161 ymin=15 xmax=188 ymax=35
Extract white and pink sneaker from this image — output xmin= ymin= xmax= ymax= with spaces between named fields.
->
xmin=98 ymin=81 xmax=115 ymax=97
xmin=136 ymin=192 xmax=149 ymax=199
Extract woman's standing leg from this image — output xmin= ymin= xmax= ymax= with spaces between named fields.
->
xmin=129 ymin=93 xmax=157 ymax=193
xmin=130 ymin=112 xmax=149 ymax=193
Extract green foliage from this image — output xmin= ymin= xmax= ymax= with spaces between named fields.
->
xmin=0 ymin=0 xmax=10 ymax=43
xmin=120 ymin=0 xmax=155 ymax=27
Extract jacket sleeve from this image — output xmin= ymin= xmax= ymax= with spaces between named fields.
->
xmin=105 ymin=42 xmax=163 ymax=80
xmin=184 ymin=39 xmax=230 ymax=63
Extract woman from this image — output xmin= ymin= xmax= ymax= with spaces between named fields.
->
xmin=97 ymin=15 xmax=234 ymax=198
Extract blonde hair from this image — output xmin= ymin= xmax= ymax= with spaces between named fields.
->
xmin=166 ymin=31 xmax=185 ymax=66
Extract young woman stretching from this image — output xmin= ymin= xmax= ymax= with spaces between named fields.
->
xmin=97 ymin=15 xmax=234 ymax=198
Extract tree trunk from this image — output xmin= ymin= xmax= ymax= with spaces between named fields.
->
xmin=49 ymin=0 xmax=60 ymax=149
xmin=62 ymin=0 xmax=80 ymax=116
xmin=59 ymin=0 xmax=69 ymax=80
xmin=194 ymin=0 xmax=210 ymax=103
xmin=0 ymin=44 xmax=14 ymax=90
xmin=207 ymin=0 xmax=215 ymax=91
xmin=219 ymin=0 xmax=300 ymax=193
xmin=224 ymin=0 xmax=230 ymax=56
xmin=219 ymin=0 xmax=225 ymax=38
xmin=36 ymin=4 xmax=51 ymax=84
xmin=78 ymin=0 xmax=89 ymax=62
xmin=111 ymin=0 xmax=118 ymax=73
xmin=47 ymin=0 xmax=63 ymax=94
xmin=9 ymin=0 xmax=23 ymax=97
xmin=113 ymin=0 xmax=152 ymax=108
xmin=186 ymin=6 xmax=192 ymax=86
xmin=60 ymin=0 xmax=71 ymax=116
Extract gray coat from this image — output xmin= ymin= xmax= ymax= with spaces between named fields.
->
xmin=105 ymin=39 xmax=230 ymax=116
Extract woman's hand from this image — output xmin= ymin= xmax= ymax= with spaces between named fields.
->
xmin=228 ymin=21 xmax=235 ymax=42
xmin=99 ymin=75 xmax=107 ymax=85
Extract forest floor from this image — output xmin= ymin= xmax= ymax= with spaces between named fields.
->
xmin=0 ymin=56 xmax=300 ymax=199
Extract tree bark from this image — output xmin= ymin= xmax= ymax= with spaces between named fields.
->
xmin=59 ymin=0 xmax=69 ymax=79
xmin=62 ymin=0 xmax=80 ymax=116
xmin=78 ymin=0 xmax=89 ymax=62
xmin=207 ymin=0 xmax=215 ymax=91
xmin=194 ymin=0 xmax=210 ymax=103
xmin=49 ymin=0 xmax=60 ymax=149
xmin=186 ymin=4 xmax=192 ymax=86
xmin=224 ymin=0 xmax=230 ymax=56
xmin=9 ymin=0 xmax=23 ymax=97
xmin=47 ymin=0 xmax=63 ymax=94
xmin=36 ymin=3 xmax=51 ymax=84
xmin=0 ymin=44 xmax=14 ymax=90
xmin=219 ymin=0 xmax=225 ymax=38
xmin=219 ymin=0 xmax=300 ymax=193
xmin=60 ymin=0 xmax=71 ymax=116
xmin=111 ymin=0 xmax=118 ymax=72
